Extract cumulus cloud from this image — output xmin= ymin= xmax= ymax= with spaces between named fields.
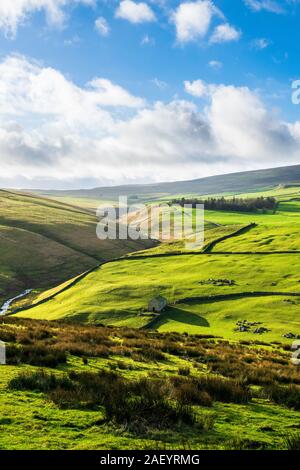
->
xmin=184 ymin=79 xmax=208 ymax=97
xmin=95 ymin=17 xmax=110 ymax=37
xmin=210 ymin=23 xmax=241 ymax=43
xmin=87 ymin=79 xmax=146 ymax=107
xmin=109 ymin=100 xmax=214 ymax=167
xmin=115 ymin=0 xmax=156 ymax=24
xmin=172 ymin=0 xmax=220 ymax=44
xmin=207 ymin=84 xmax=297 ymax=159
xmin=0 ymin=0 xmax=95 ymax=37
xmin=1 ymin=54 xmax=300 ymax=188
xmin=171 ymin=1 xmax=241 ymax=46
xmin=0 ymin=55 xmax=144 ymax=118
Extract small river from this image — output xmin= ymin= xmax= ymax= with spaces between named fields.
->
xmin=0 ymin=289 xmax=33 ymax=315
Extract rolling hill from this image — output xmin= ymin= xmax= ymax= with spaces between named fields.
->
xmin=0 ymin=190 xmax=154 ymax=304
xmin=14 ymin=185 xmax=300 ymax=343
xmin=34 ymin=163 xmax=300 ymax=201
xmin=3 ymin=171 xmax=300 ymax=451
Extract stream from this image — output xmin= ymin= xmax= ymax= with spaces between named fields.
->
xmin=0 ymin=289 xmax=33 ymax=315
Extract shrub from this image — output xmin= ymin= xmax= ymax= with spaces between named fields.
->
xmin=9 ymin=369 xmax=196 ymax=432
xmin=264 ymin=384 xmax=300 ymax=410
xmin=49 ymin=387 xmax=98 ymax=410
xmin=0 ymin=329 xmax=16 ymax=342
xmin=173 ymin=381 xmax=212 ymax=407
xmin=9 ymin=370 xmax=73 ymax=393
xmin=105 ymin=377 xmax=195 ymax=431
xmin=6 ymin=344 xmax=66 ymax=367
xmin=137 ymin=347 xmax=165 ymax=361
xmin=196 ymin=375 xmax=250 ymax=404
xmin=171 ymin=374 xmax=249 ymax=405
xmin=105 ymin=393 xmax=195 ymax=431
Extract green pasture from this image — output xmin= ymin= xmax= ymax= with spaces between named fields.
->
xmin=0 ymin=352 xmax=299 ymax=450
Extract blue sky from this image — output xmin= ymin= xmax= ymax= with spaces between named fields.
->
xmin=0 ymin=0 xmax=300 ymax=188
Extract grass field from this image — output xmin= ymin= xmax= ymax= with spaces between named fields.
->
xmin=0 ymin=317 xmax=299 ymax=450
xmin=2 ymin=182 xmax=300 ymax=451
xmin=15 ymin=252 xmax=300 ymax=342
xmin=0 ymin=190 xmax=154 ymax=305
xmin=12 ymin=186 xmax=300 ymax=344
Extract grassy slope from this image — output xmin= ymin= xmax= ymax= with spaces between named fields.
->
xmin=2 ymin=361 xmax=299 ymax=450
xmin=0 ymin=190 xmax=154 ymax=304
xmin=0 ymin=318 xmax=299 ymax=450
xmin=15 ymin=186 xmax=300 ymax=343
xmin=211 ymin=201 xmax=300 ymax=252
xmin=3 ymin=184 xmax=300 ymax=451
xmin=16 ymin=253 xmax=300 ymax=342
xmin=131 ymin=224 xmax=242 ymax=256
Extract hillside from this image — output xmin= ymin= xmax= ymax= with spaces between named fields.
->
xmin=34 ymin=164 xmax=300 ymax=201
xmin=0 ymin=316 xmax=299 ymax=450
xmin=0 ymin=190 xmax=154 ymax=305
xmin=15 ymin=186 xmax=300 ymax=343
xmin=3 ymin=179 xmax=300 ymax=452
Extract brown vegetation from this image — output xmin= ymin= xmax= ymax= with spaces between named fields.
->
xmin=1 ymin=316 xmax=299 ymax=415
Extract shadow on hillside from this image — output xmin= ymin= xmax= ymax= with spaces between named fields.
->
xmin=153 ymin=307 xmax=210 ymax=329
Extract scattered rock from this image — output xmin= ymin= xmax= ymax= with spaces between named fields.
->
xmin=283 ymin=332 xmax=300 ymax=339
xmin=199 ymin=278 xmax=236 ymax=286
xmin=253 ymin=327 xmax=270 ymax=334
xmin=238 ymin=325 xmax=249 ymax=332
xmin=235 ymin=320 xmax=270 ymax=334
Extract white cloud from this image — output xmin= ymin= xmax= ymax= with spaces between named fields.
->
xmin=208 ymin=59 xmax=222 ymax=69
xmin=1 ymin=54 xmax=300 ymax=188
xmin=0 ymin=54 xmax=144 ymax=121
xmin=207 ymin=84 xmax=295 ymax=159
xmin=210 ymin=23 xmax=241 ymax=43
xmin=251 ymin=38 xmax=271 ymax=49
xmin=115 ymin=0 xmax=156 ymax=24
xmin=172 ymin=0 xmax=219 ymax=44
xmin=87 ymin=78 xmax=145 ymax=107
xmin=184 ymin=79 xmax=208 ymax=97
xmin=244 ymin=0 xmax=285 ymax=14
xmin=0 ymin=0 xmax=95 ymax=37
xmin=95 ymin=16 xmax=110 ymax=37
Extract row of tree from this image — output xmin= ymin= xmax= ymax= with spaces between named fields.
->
xmin=171 ymin=196 xmax=277 ymax=213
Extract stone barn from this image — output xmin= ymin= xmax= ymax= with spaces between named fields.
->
xmin=148 ymin=296 xmax=167 ymax=313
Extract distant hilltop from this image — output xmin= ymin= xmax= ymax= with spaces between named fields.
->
xmin=31 ymin=163 xmax=300 ymax=201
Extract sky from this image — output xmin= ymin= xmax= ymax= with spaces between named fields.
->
xmin=0 ymin=0 xmax=300 ymax=189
